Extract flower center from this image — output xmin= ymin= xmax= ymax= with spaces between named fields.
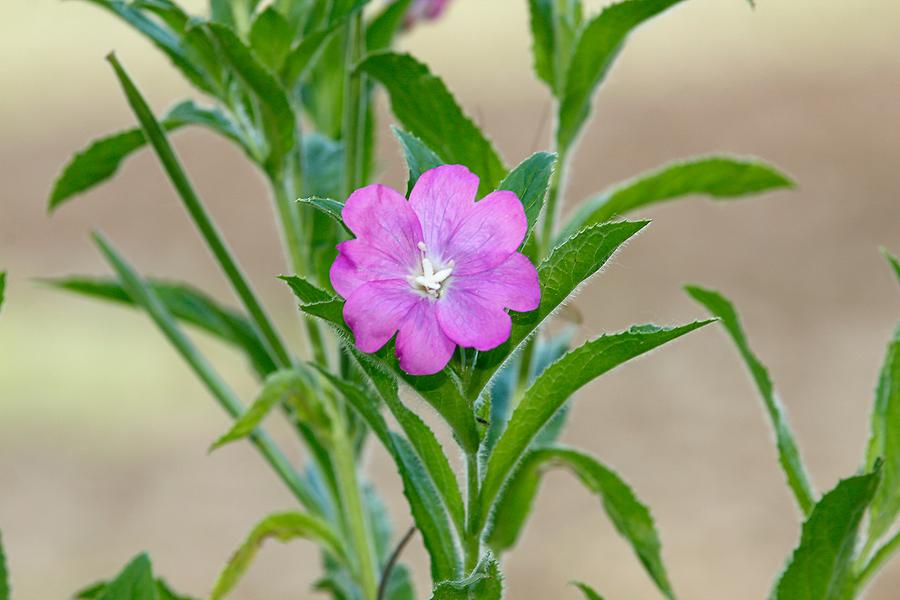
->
xmin=411 ymin=242 xmax=453 ymax=297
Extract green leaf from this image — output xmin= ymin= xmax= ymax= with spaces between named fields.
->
xmin=571 ymin=581 xmax=605 ymax=600
xmin=359 ymin=52 xmax=506 ymax=196
xmin=559 ymin=156 xmax=794 ymax=242
xmin=0 ymin=272 xmax=6 ymax=316
xmin=430 ymin=557 xmax=503 ymax=600
xmin=489 ymin=447 xmax=674 ymax=599
xmin=48 ymin=277 xmax=277 ymax=378
xmin=883 ymin=248 xmax=900 ymax=287
xmin=498 ymin=152 xmax=557 ymax=235
xmin=81 ymin=0 xmax=213 ymax=94
xmin=297 ymin=197 xmax=349 ymax=232
xmin=326 ymin=0 xmax=371 ymax=26
xmin=774 ymin=469 xmax=882 ymax=600
xmin=480 ymin=321 xmax=711 ymax=529
xmin=154 ymin=579 xmax=197 ymax=600
xmin=686 ymin=285 xmax=816 ymax=516
xmin=280 ymin=275 xmax=334 ymax=305
xmin=466 ymin=220 xmax=650 ymax=401
xmin=557 ymin=0 xmax=686 ymax=152
xmin=392 ymin=127 xmax=444 ymax=195
xmin=210 ymin=512 xmax=348 ymax=600
xmin=249 ymin=6 xmax=293 ymax=72
xmin=367 ymin=0 xmax=413 ymax=52
xmin=210 ymin=369 xmax=323 ymax=451
xmin=864 ymin=324 xmax=900 ymax=544
xmin=48 ymin=100 xmax=244 ymax=211
xmin=281 ymin=27 xmax=338 ymax=88
xmin=206 ymin=23 xmax=298 ymax=175
xmin=528 ymin=0 xmax=583 ymax=95
xmin=0 ymin=530 xmax=9 ymax=600
xmin=96 ymin=554 xmax=156 ymax=600
xmin=315 ymin=370 xmax=463 ymax=581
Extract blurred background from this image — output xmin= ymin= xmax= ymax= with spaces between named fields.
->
xmin=2 ymin=0 xmax=900 ymax=598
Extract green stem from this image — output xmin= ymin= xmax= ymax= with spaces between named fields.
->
xmin=514 ymin=336 xmax=537 ymax=399
xmin=342 ymin=11 xmax=367 ymax=198
xmin=107 ymin=54 xmax=293 ymax=370
xmin=93 ymin=233 xmax=322 ymax=514
xmin=540 ymin=144 xmax=569 ymax=258
xmin=856 ymin=530 xmax=900 ymax=592
xmin=465 ymin=452 xmax=482 ymax=572
xmin=332 ymin=406 xmax=379 ymax=600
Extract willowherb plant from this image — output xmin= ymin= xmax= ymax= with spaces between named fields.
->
xmin=12 ymin=0 xmax=899 ymax=599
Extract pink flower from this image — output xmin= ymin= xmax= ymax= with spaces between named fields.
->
xmin=330 ymin=165 xmax=541 ymax=376
xmin=402 ymin=0 xmax=451 ymax=30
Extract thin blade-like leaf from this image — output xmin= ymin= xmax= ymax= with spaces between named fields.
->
xmin=467 ymin=220 xmax=649 ymax=401
xmin=0 ymin=272 xmax=6 ymax=316
xmin=558 ymin=0 xmax=686 ymax=152
xmin=360 ymin=52 xmax=506 ymax=196
xmin=528 ymin=0 xmax=583 ymax=95
xmin=0 ymin=530 xmax=8 ymax=600
xmin=686 ymin=285 xmax=816 ymax=515
xmin=490 ymin=447 xmax=674 ymax=599
xmin=559 ymin=156 xmax=794 ymax=242
xmin=210 ymin=512 xmax=347 ymax=600
xmin=572 ymin=581 xmax=605 ymax=600
xmin=883 ymin=248 xmax=900 ymax=287
xmin=774 ymin=468 xmax=881 ymax=600
xmin=480 ymin=321 xmax=711 ymax=528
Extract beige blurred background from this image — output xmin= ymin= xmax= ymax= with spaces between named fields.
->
xmin=2 ymin=0 xmax=900 ymax=598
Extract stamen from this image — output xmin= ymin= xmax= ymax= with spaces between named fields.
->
xmin=410 ymin=244 xmax=453 ymax=297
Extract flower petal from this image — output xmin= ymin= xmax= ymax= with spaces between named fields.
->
xmin=330 ymin=238 xmax=416 ymax=299
xmin=409 ymin=165 xmax=479 ymax=262
xmin=436 ymin=287 xmax=512 ymax=352
xmin=342 ymin=183 xmax=423 ymax=267
xmin=451 ymin=252 xmax=541 ymax=313
xmin=344 ymin=280 xmax=418 ymax=353
xmin=443 ymin=190 xmax=528 ymax=275
xmin=396 ymin=298 xmax=457 ymax=375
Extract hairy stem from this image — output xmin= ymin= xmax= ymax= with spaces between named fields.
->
xmin=540 ymin=144 xmax=570 ymax=257
xmin=465 ymin=452 xmax=482 ymax=572
xmin=342 ymin=11 xmax=367 ymax=198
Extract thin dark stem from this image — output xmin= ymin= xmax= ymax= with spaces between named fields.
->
xmin=376 ymin=526 xmax=417 ymax=600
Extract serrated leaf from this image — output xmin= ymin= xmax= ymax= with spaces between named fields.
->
xmin=466 ymin=220 xmax=649 ymax=401
xmin=206 ymin=23 xmax=297 ymax=175
xmin=392 ymin=127 xmax=444 ymax=195
xmin=249 ymin=6 xmax=293 ymax=72
xmin=686 ymin=285 xmax=816 ymax=516
xmin=367 ymin=0 xmax=413 ymax=51
xmin=48 ymin=277 xmax=276 ymax=378
xmin=360 ymin=52 xmax=506 ymax=196
xmin=49 ymin=100 xmax=244 ymax=211
xmin=489 ymin=446 xmax=674 ymax=599
xmin=498 ymin=151 xmax=556 ymax=235
xmin=0 ymin=530 xmax=9 ymax=600
xmin=96 ymin=554 xmax=156 ymax=600
xmin=480 ymin=321 xmax=711 ymax=529
xmin=280 ymin=275 xmax=334 ymax=305
xmin=883 ymin=248 xmax=900 ymax=287
xmin=429 ymin=556 xmax=503 ymax=600
xmin=774 ymin=469 xmax=881 ymax=600
xmin=559 ymin=156 xmax=794 ymax=242
xmin=210 ymin=369 xmax=323 ymax=451
xmin=864 ymin=324 xmax=900 ymax=544
xmin=315 ymin=370 xmax=462 ymax=581
xmin=297 ymin=197 xmax=349 ymax=232
xmin=557 ymin=0 xmax=686 ymax=152
xmin=528 ymin=0 xmax=583 ymax=95
xmin=571 ymin=581 xmax=605 ymax=600
xmin=210 ymin=512 xmax=347 ymax=600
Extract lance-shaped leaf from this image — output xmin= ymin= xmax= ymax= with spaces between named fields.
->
xmin=557 ymin=0 xmax=686 ymax=152
xmin=48 ymin=277 xmax=276 ymax=378
xmin=686 ymin=285 xmax=816 ymax=516
xmin=281 ymin=275 xmax=335 ymax=305
xmin=864 ymin=325 xmax=900 ymax=544
xmin=297 ymin=197 xmax=350 ymax=233
xmin=480 ymin=321 xmax=711 ymax=529
xmin=210 ymin=512 xmax=348 ymax=600
xmin=466 ymin=220 xmax=649 ymax=401
xmin=773 ymin=468 xmax=881 ymax=600
xmin=367 ymin=0 xmax=413 ymax=51
xmin=488 ymin=446 xmax=674 ymax=599
xmin=211 ymin=369 xmax=325 ymax=451
xmin=430 ymin=556 xmax=503 ymax=600
xmin=206 ymin=23 xmax=298 ymax=175
xmin=249 ymin=6 xmax=293 ymax=72
xmin=528 ymin=0 xmax=583 ymax=95
xmin=75 ymin=576 xmax=198 ymax=600
xmin=572 ymin=581 xmax=606 ymax=600
xmin=49 ymin=101 xmax=246 ymax=211
xmin=884 ymin=248 xmax=900 ymax=287
xmin=558 ymin=156 xmax=794 ymax=242
xmin=0 ymin=530 xmax=8 ymax=600
xmin=95 ymin=553 xmax=156 ymax=600
xmin=498 ymin=152 xmax=557 ymax=235
xmin=315 ymin=371 xmax=462 ymax=581
xmin=81 ymin=0 xmax=213 ymax=94
xmin=393 ymin=127 xmax=444 ymax=195
xmin=360 ymin=52 xmax=506 ymax=196
xmin=0 ymin=272 xmax=6 ymax=316
xmin=281 ymin=27 xmax=339 ymax=88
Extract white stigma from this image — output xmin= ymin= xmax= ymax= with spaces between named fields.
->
xmin=412 ymin=243 xmax=453 ymax=297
